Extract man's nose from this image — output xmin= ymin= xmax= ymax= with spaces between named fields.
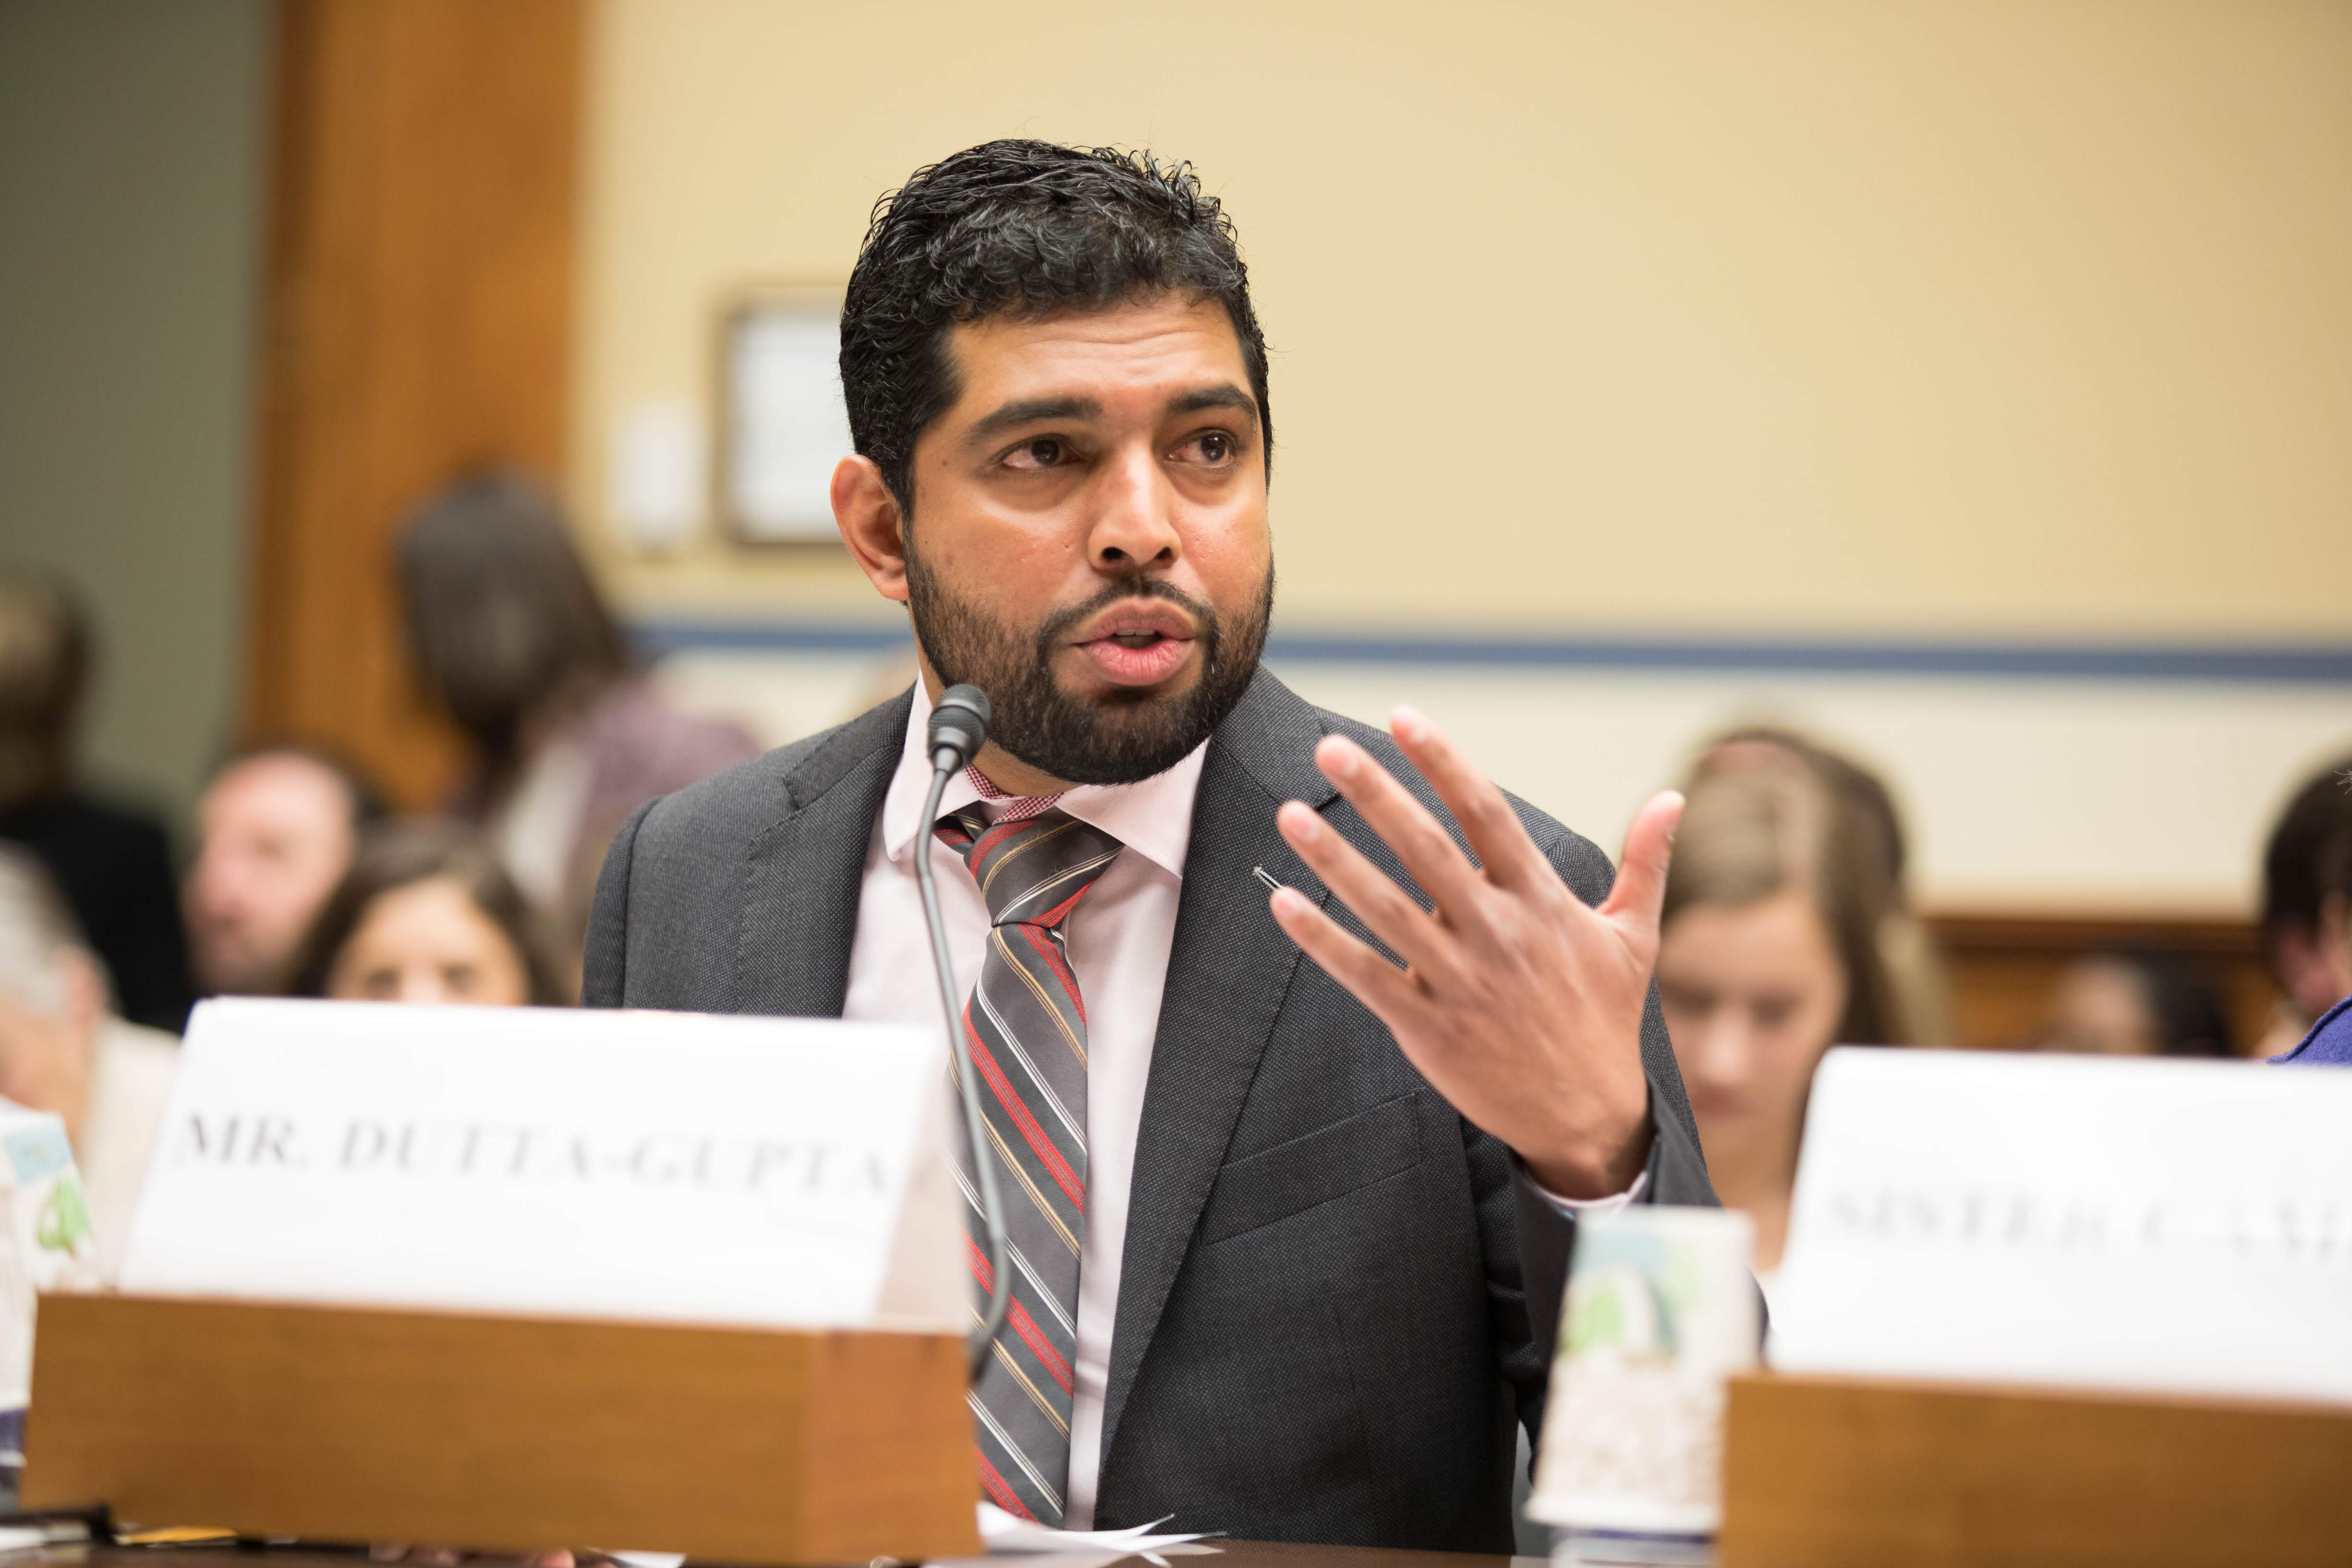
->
xmin=191 ymin=866 xmax=243 ymax=920
xmin=1087 ymin=444 xmax=1180 ymax=573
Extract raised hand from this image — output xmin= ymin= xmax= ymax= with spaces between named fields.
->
xmin=1268 ymin=706 xmax=1683 ymax=1200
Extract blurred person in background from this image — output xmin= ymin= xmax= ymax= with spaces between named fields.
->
xmin=2273 ymin=801 xmax=2352 ymax=1066
xmin=2033 ymin=951 xmax=2235 ymax=1057
xmin=1655 ymin=764 xmax=1931 ymax=1292
xmin=2255 ymin=755 xmax=2352 ymax=1057
xmin=1696 ymin=726 xmax=1909 ymax=885
xmin=0 ymin=572 xmax=191 ymax=1032
xmin=1690 ymin=723 xmax=1951 ymax=1047
xmin=395 ymin=472 xmax=758 ymax=962
xmin=0 ymin=846 xmax=177 ymax=1279
xmin=184 ymin=740 xmax=387 ymax=998
xmin=2277 ymin=1001 xmax=2352 ymax=1065
xmin=287 ymin=821 xmax=567 ymax=1006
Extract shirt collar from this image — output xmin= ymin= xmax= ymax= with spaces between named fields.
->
xmin=881 ymin=681 xmax=1205 ymax=881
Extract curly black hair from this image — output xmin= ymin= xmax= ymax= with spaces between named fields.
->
xmin=839 ymin=139 xmax=1272 ymax=515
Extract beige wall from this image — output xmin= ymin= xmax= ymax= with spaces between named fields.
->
xmin=647 ymin=648 xmax=2352 ymax=915
xmin=570 ymin=0 xmax=2352 ymax=916
xmin=571 ymin=0 xmax=2352 ymax=640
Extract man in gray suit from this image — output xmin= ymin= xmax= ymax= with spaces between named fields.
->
xmin=586 ymin=140 xmax=1717 ymax=1551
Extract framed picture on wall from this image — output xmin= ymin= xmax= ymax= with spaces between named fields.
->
xmin=717 ymin=286 xmax=852 ymax=545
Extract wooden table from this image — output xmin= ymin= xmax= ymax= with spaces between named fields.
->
xmin=32 ymin=1547 xmax=1544 ymax=1568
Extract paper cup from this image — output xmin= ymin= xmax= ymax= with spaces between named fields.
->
xmin=1528 ymin=1205 xmax=1758 ymax=1540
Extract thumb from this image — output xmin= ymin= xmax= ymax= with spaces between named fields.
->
xmin=1600 ymin=790 xmax=1685 ymax=944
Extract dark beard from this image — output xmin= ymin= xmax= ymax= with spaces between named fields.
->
xmin=905 ymin=552 xmax=1272 ymax=787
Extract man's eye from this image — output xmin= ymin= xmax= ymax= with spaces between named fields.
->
xmin=1176 ymin=431 xmax=1237 ymax=465
xmin=1005 ymin=438 xmax=1065 ymax=470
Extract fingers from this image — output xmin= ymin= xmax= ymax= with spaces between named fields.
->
xmin=1268 ymin=883 xmax=1429 ymax=1027
xmin=1598 ymin=790 xmax=1685 ymax=949
xmin=1275 ymin=801 xmax=1460 ymax=973
xmin=1387 ymin=706 xmax=1557 ymax=893
xmin=1311 ymin=732 xmax=1493 ymax=926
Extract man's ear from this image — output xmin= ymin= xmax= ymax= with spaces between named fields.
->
xmin=833 ymin=455 xmax=910 ymax=603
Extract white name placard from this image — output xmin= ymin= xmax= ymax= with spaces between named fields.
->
xmin=119 ymin=999 xmax=962 ymax=1332
xmin=1771 ymin=1047 xmax=2352 ymax=1406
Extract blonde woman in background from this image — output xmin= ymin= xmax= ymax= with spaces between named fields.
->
xmin=1690 ymin=725 xmax=1951 ymax=1048
xmin=1654 ymin=758 xmax=1941 ymax=1301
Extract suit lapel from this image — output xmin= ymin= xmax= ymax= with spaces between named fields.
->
xmin=1099 ymin=669 xmax=1337 ymax=1464
xmin=730 ymin=688 xmax=913 ymax=1018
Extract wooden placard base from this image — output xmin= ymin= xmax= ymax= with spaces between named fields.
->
xmin=1721 ymin=1371 xmax=2352 ymax=1568
xmin=22 ymin=1292 xmax=981 ymax=1565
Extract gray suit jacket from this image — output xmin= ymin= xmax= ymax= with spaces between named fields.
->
xmin=583 ymin=669 xmax=1716 ymax=1551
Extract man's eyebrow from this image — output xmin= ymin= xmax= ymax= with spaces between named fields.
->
xmin=1167 ymin=384 xmax=1261 ymax=427
xmin=963 ymin=396 xmax=1102 ymax=446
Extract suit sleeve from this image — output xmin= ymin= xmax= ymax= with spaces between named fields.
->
xmin=582 ymin=798 xmax=658 ymax=1009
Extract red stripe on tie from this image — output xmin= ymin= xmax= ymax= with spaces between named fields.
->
xmin=966 ymin=1014 xmax=1086 ymax=1211
xmin=966 ymin=1233 xmax=994 ymax=1292
xmin=1007 ymin=1299 xmax=1076 ymax=1394
xmin=977 ymin=1451 xmax=1035 ymax=1520
xmin=1034 ymin=884 xmax=1090 ymax=929
xmin=969 ymin=1236 xmax=1074 ymax=1394
xmin=1020 ymin=922 xmax=1088 ymax=1027
xmin=969 ymin=818 xmax=1026 ymax=866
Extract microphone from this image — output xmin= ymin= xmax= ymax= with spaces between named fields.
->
xmin=928 ymin=683 xmax=992 ymax=775
xmin=913 ymin=684 xmax=1014 ymax=1380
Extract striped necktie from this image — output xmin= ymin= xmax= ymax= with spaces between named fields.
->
xmin=934 ymin=801 xmax=1122 ymax=1526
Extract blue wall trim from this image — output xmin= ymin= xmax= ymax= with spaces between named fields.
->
xmin=631 ymin=619 xmax=2352 ymax=686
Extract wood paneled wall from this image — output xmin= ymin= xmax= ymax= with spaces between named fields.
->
xmin=1927 ymin=912 xmax=2277 ymax=1057
xmin=244 ymin=0 xmax=584 ymax=807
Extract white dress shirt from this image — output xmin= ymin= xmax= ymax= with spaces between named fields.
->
xmin=842 ymin=683 xmax=1638 ymax=1527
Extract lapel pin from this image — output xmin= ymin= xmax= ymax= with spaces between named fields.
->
xmin=1252 ymin=865 xmax=1285 ymax=894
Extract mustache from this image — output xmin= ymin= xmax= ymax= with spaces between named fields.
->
xmin=1034 ymin=576 xmax=1221 ymax=649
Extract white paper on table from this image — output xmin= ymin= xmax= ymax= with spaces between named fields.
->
xmin=1772 ymin=1046 xmax=2352 ymax=1406
xmin=975 ymin=1502 xmax=1216 ymax=1555
xmin=119 ymin=998 xmax=963 ymax=1332
xmin=604 ymin=1504 xmax=1216 ymax=1568
xmin=943 ymin=1551 xmax=1222 ymax=1568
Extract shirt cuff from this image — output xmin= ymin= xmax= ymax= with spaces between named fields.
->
xmin=1528 ymin=1165 xmax=1650 ymax=1217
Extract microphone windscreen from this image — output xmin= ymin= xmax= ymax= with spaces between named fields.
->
xmin=928 ymin=684 xmax=992 ymax=769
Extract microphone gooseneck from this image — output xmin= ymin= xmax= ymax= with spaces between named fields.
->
xmin=916 ymin=685 xmax=1014 ymax=1381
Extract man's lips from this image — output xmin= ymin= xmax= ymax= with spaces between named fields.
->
xmin=1067 ymin=601 xmax=1202 ymax=688
xmin=1076 ymin=634 xmax=1196 ymax=686
xmin=1068 ymin=600 xmax=1199 ymax=644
